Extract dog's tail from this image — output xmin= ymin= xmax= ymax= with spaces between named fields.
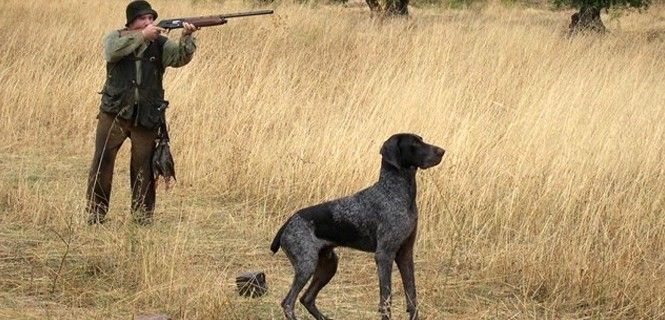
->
xmin=270 ymin=221 xmax=288 ymax=254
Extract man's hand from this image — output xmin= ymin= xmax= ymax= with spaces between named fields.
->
xmin=182 ymin=22 xmax=200 ymax=36
xmin=141 ymin=24 xmax=165 ymax=41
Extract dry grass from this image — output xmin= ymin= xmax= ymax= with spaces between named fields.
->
xmin=0 ymin=0 xmax=664 ymax=319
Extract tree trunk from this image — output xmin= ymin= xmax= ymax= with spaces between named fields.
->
xmin=569 ymin=6 xmax=606 ymax=35
xmin=385 ymin=0 xmax=408 ymax=15
xmin=366 ymin=0 xmax=382 ymax=13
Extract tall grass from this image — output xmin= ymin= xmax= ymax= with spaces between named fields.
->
xmin=0 ymin=0 xmax=663 ymax=318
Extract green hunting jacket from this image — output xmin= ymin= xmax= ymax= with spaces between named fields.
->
xmin=99 ymin=30 xmax=197 ymax=129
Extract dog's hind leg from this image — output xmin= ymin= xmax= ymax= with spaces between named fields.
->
xmin=300 ymin=247 xmax=338 ymax=320
xmin=280 ymin=221 xmax=321 ymax=320
xmin=282 ymin=256 xmax=316 ymax=320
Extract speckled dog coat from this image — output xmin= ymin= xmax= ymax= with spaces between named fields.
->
xmin=271 ymin=133 xmax=445 ymax=320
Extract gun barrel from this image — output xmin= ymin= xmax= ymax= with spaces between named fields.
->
xmin=157 ymin=10 xmax=274 ymax=30
xmin=220 ymin=9 xmax=274 ymax=19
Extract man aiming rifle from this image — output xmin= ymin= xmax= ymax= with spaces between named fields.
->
xmin=86 ymin=0 xmax=272 ymax=225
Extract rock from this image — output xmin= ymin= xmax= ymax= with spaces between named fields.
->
xmin=236 ymin=271 xmax=267 ymax=298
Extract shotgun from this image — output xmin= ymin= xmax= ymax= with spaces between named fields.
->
xmin=157 ymin=9 xmax=274 ymax=30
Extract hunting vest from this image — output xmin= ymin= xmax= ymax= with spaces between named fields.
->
xmin=100 ymin=33 xmax=168 ymax=129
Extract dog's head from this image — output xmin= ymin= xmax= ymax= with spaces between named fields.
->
xmin=380 ymin=133 xmax=445 ymax=170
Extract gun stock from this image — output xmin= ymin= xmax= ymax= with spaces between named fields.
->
xmin=157 ymin=9 xmax=274 ymax=30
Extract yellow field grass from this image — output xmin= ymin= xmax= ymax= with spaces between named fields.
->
xmin=0 ymin=0 xmax=663 ymax=319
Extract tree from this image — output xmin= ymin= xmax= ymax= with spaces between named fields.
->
xmin=553 ymin=0 xmax=652 ymax=34
xmin=366 ymin=0 xmax=409 ymax=15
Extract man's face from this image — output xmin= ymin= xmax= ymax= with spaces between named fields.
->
xmin=128 ymin=13 xmax=155 ymax=30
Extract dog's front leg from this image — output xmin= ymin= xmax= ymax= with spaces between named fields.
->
xmin=375 ymin=250 xmax=395 ymax=320
xmin=396 ymin=231 xmax=418 ymax=320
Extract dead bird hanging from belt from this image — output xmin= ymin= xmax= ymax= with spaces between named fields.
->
xmin=152 ymin=102 xmax=176 ymax=189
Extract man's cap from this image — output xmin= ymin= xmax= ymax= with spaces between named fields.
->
xmin=125 ymin=0 xmax=158 ymax=27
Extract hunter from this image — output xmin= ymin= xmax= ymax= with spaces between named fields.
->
xmin=86 ymin=0 xmax=198 ymax=225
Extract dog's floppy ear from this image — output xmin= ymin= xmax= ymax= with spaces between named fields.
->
xmin=380 ymin=135 xmax=401 ymax=168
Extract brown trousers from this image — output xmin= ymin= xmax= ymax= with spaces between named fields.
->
xmin=86 ymin=111 xmax=158 ymax=224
